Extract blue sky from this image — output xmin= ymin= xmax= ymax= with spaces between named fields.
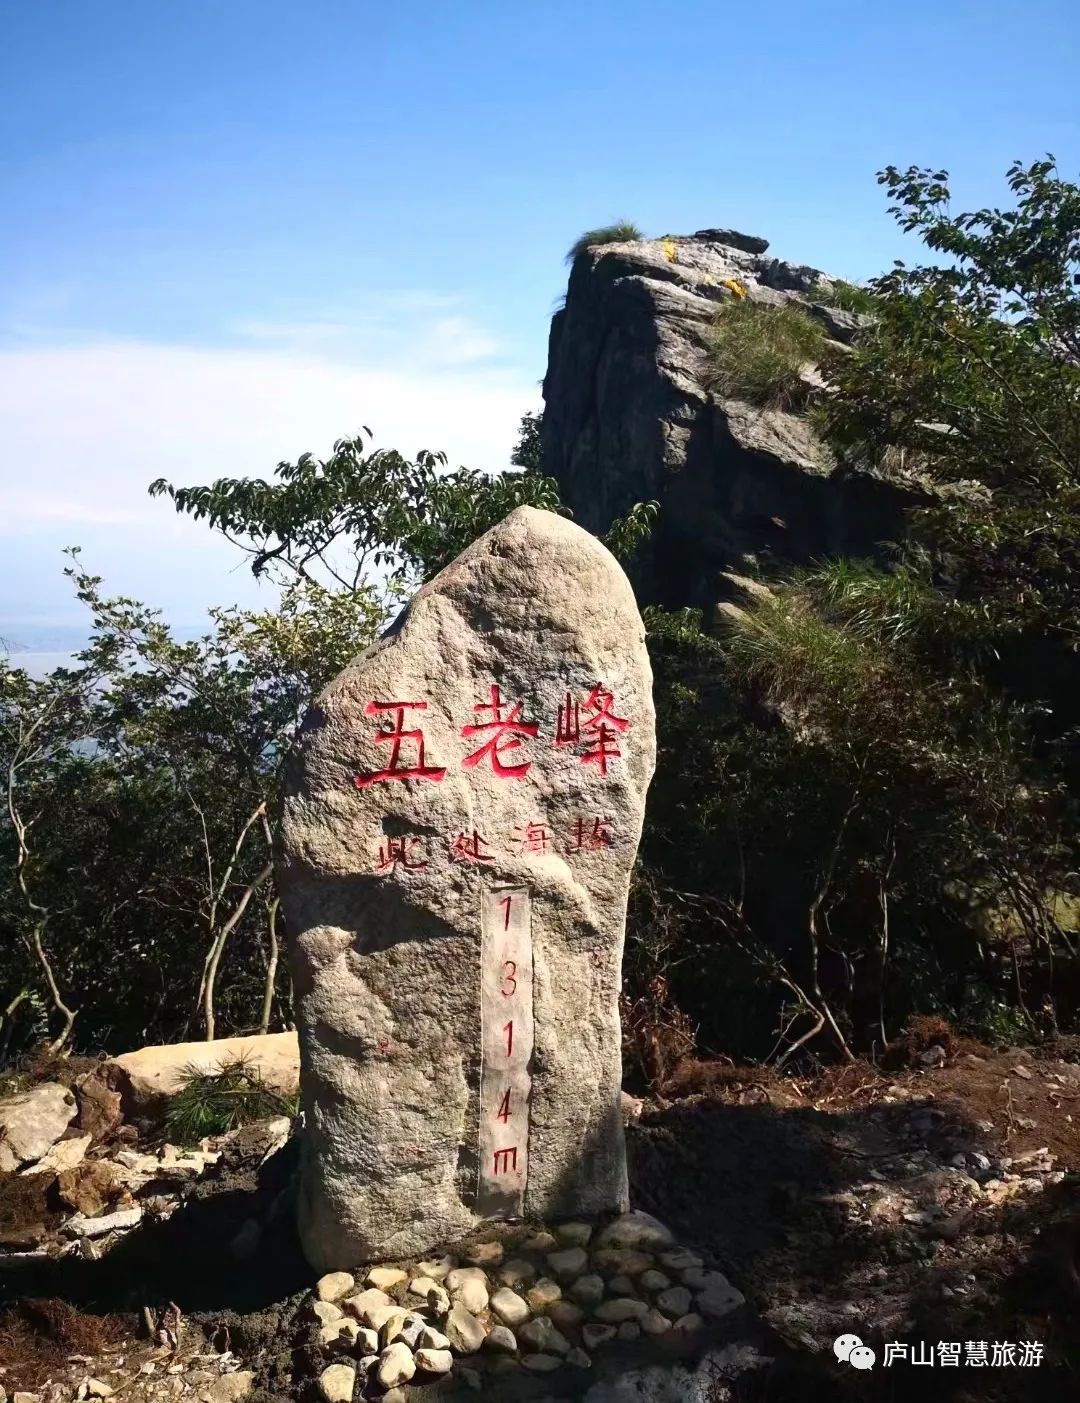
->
xmin=2 ymin=0 xmax=1078 ymax=660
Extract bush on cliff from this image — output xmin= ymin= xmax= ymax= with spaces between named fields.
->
xmin=703 ymin=299 xmax=828 ymax=408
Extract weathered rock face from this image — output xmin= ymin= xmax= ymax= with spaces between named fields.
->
xmin=278 ymin=507 xmax=656 ymax=1270
xmin=542 ymin=230 xmax=917 ymax=612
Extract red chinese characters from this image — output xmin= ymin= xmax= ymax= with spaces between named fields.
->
xmin=557 ymin=684 xmax=631 ymax=776
xmin=569 ymin=815 xmax=615 ymax=852
xmin=461 ymin=684 xmax=538 ymax=779
xmin=449 ymin=828 xmax=495 ymax=864
xmin=514 ymin=821 xmax=550 ymax=855
xmin=376 ymin=835 xmax=427 ymax=873
xmin=354 ymin=701 xmax=447 ymax=787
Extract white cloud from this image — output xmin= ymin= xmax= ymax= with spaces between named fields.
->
xmin=0 ymin=337 xmax=535 ymax=533
xmin=0 ymin=320 xmax=539 ymax=634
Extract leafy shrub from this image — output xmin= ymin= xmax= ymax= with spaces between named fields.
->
xmin=703 ymin=300 xmax=827 ymax=408
xmin=164 ymin=1057 xmax=298 ymax=1142
xmin=566 ymin=221 xmax=643 ymax=263
xmin=811 ymin=277 xmax=878 ymax=314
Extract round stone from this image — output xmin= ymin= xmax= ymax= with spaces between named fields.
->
xmin=593 ymin=1248 xmax=653 ymax=1277
xmin=416 ymin=1256 xmax=455 ymax=1280
xmin=446 ymin=1266 xmax=490 ymax=1313
xmin=395 ymin=1314 xmax=427 ymax=1348
xmin=547 ymin=1246 xmax=588 ymax=1281
xmin=366 ymin=1266 xmax=407 ymax=1291
xmin=697 ymin=1275 xmax=746 ymax=1319
xmin=415 ymin=1347 xmax=453 ymax=1375
xmin=569 ymin=1274 xmax=605 ymax=1307
xmin=582 ymin=1323 xmax=617 ymax=1349
xmin=310 ymin=1300 xmax=344 ymax=1326
xmin=317 ymin=1363 xmax=355 ymax=1403
xmin=567 ymin=1346 xmax=592 ymax=1368
xmin=673 ymin=1312 xmax=704 ymax=1334
xmin=607 ymin=1274 xmax=635 ymax=1296
xmin=484 ymin=1325 xmax=519 ymax=1354
xmin=617 ymin=1322 xmax=641 ymax=1341
xmin=315 ymin=1272 xmax=355 ymax=1303
xmin=376 ymin=1342 xmax=416 ymax=1389
xmin=521 ymin=1353 xmax=561 ymax=1373
xmin=521 ymin=1230 xmax=558 ymax=1252
xmin=526 ymin=1277 xmax=562 ymax=1312
xmin=554 ymin=1222 xmax=593 ymax=1247
xmin=594 ymin=1297 xmax=649 ymax=1324
xmin=464 ymin=1240 xmax=504 ymax=1267
xmin=519 ymin=1318 xmax=571 ymax=1355
xmin=593 ymin=1211 xmax=675 ymax=1252
xmin=445 ymin=1304 xmax=486 ymax=1354
xmin=417 ymin=1325 xmax=450 ymax=1350
xmin=343 ymin=1287 xmax=392 ymax=1325
xmin=639 ymin=1269 xmax=671 ymax=1293
xmin=408 ymin=1277 xmax=450 ymax=1313
xmin=547 ymin=1299 xmax=585 ymax=1333
xmin=318 ymin=1318 xmax=360 ymax=1350
xmin=366 ymin=1304 xmax=404 ymax=1333
xmin=490 ymin=1287 xmax=530 ymax=1328
xmin=355 ymin=1326 xmax=379 ymax=1354
xmin=657 ymin=1286 xmax=693 ymax=1317
xmin=497 ymin=1257 xmax=537 ymax=1288
xmin=640 ymin=1309 xmax=670 ymax=1336
xmin=379 ymin=1310 xmax=409 ymax=1347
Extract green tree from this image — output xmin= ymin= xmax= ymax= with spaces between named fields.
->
xmin=623 ymin=159 xmax=1080 ymax=1073
xmin=0 ymin=562 xmax=382 ymax=1056
xmin=149 ymin=428 xmax=566 ymax=599
xmin=510 ymin=410 xmax=544 ymax=474
xmin=820 ymin=158 xmax=1080 ymax=651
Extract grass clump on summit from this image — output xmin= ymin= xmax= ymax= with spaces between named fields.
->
xmin=566 ymin=220 xmax=643 ymax=263
xmin=703 ymin=299 xmax=827 ymax=409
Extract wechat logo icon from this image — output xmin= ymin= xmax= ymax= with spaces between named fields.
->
xmin=834 ymin=1334 xmax=876 ymax=1370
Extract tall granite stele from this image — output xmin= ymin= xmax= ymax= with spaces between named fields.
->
xmin=277 ymin=506 xmax=656 ymax=1271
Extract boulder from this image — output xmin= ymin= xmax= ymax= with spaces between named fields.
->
xmin=106 ymin=1031 xmax=299 ymax=1118
xmin=0 ymin=1083 xmax=77 ymax=1172
xmin=279 ymin=507 xmax=655 ymax=1268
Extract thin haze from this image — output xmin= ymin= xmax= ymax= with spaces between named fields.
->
xmin=2 ymin=0 xmax=1077 ymax=661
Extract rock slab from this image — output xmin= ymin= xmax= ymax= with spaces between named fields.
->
xmin=107 ymin=1031 xmax=299 ymax=1116
xmin=278 ymin=506 xmax=655 ymax=1268
xmin=0 ymin=1083 xmax=77 ymax=1172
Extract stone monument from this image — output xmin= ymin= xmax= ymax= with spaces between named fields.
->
xmin=277 ymin=506 xmax=655 ymax=1271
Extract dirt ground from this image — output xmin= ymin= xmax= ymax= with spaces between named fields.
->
xmin=2 ymin=1038 xmax=1079 ymax=1402
xmin=631 ymin=1039 xmax=1080 ymax=1400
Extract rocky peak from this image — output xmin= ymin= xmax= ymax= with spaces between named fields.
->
xmin=541 ymin=231 xmax=914 ymax=612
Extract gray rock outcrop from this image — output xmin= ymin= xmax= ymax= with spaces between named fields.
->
xmin=278 ymin=507 xmax=656 ymax=1269
xmin=542 ymin=229 xmax=917 ymax=612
